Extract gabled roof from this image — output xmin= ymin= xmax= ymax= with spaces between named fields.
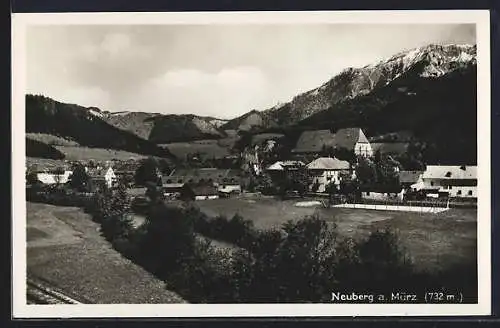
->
xmin=266 ymin=161 xmax=305 ymax=171
xmin=306 ymin=157 xmax=350 ymax=170
xmin=292 ymin=128 xmax=370 ymax=153
xmin=331 ymin=128 xmax=369 ymax=150
xmin=292 ymin=130 xmax=336 ymax=153
xmin=398 ymin=170 xmax=424 ymax=184
xmin=165 ymin=168 xmax=241 ymax=184
xmin=163 ymin=183 xmax=185 ymax=188
xmin=422 ymin=165 xmax=477 ymax=180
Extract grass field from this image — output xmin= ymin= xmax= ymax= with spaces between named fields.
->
xmin=53 ymin=146 xmax=147 ymax=161
xmin=26 ymin=202 xmax=186 ymax=303
xmin=26 ymin=133 xmax=80 ymax=146
xmin=159 ymin=139 xmax=233 ymax=160
xmin=193 ymin=197 xmax=477 ymax=272
xmin=26 ymin=157 xmax=71 ymax=171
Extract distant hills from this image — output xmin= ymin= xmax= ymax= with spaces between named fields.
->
xmin=26 ymin=43 xmax=477 ymax=164
xmin=98 ymin=110 xmax=228 ymax=143
xmin=25 ymin=95 xmax=174 ymax=159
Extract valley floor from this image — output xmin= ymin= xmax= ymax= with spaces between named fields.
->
xmin=192 ymin=196 xmax=477 ymax=272
xmin=26 ymin=202 xmax=186 ymax=304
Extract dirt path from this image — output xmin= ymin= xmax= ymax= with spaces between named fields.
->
xmin=27 ymin=202 xmax=186 ymax=304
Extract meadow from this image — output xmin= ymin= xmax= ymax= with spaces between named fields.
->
xmin=53 ymin=146 xmax=147 ymax=161
xmin=159 ymin=139 xmax=234 ymax=160
xmin=194 ymin=197 xmax=477 ymax=272
xmin=26 ymin=202 xmax=186 ymax=303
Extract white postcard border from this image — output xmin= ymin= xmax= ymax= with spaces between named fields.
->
xmin=11 ymin=9 xmax=491 ymax=318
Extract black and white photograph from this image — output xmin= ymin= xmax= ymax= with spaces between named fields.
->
xmin=12 ymin=10 xmax=491 ymax=317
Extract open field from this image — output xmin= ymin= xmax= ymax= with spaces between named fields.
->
xmin=54 ymin=146 xmax=147 ymax=161
xmin=26 ymin=202 xmax=186 ymax=303
xmin=26 ymin=157 xmax=71 ymax=171
xmin=193 ymin=197 xmax=477 ymax=272
xmin=159 ymin=139 xmax=233 ymax=160
xmin=26 ymin=133 xmax=80 ymax=146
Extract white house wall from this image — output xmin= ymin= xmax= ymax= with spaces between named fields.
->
xmin=354 ymin=142 xmax=373 ymax=157
xmin=36 ymin=171 xmax=73 ymax=185
xmin=441 ymin=186 xmax=477 ymax=198
xmin=195 ymin=195 xmax=219 ymax=200
xmin=309 ymin=170 xmax=342 ymax=192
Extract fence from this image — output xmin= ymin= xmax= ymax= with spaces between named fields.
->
xmin=329 ymin=197 xmax=476 ymax=209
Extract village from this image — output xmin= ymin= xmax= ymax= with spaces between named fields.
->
xmin=25 ymin=127 xmax=478 ymax=212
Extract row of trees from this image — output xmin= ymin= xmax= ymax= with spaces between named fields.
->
xmin=85 ymin=190 xmax=477 ymax=303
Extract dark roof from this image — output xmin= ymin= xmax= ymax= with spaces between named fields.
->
xmin=371 ymin=142 xmax=409 ymax=155
xmin=292 ymin=128 xmax=369 ymax=153
xmin=331 ymin=128 xmax=369 ymax=150
xmin=398 ymin=170 xmax=423 ymax=184
xmin=164 ymin=168 xmax=241 ymax=184
xmin=292 ymin=130 xmax=336 ymax=153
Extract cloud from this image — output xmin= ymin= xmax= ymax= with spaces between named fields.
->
xmin=122 ymin=66 xmax=271 ymax=118
xmin=26 ymin=24 xmax=476 ymax=119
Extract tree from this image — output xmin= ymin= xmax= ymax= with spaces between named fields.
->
xmin=145 ymin=181 xmax=165 ymax=203
xmin=279 ymin=166 xmax=310 ymax=197
xmin=355 ymin=156 xmax=378 ymax=185
xmin=69 ymin=164 xmax=90 ymax=192
xmin=134 ymin=157 xmax=161 ymax=186
xmin=26 ymin=170 xmax=39 ymax=185
xmin=158 ymin=159 xmax=172 ymax=175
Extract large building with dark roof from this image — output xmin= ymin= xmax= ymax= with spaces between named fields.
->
xmin=163 ymin=168 xmax=242 ymax=187
xmin=292 ymin=128 xmax=373 ymax=157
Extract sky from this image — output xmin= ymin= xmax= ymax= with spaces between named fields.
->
xmin=26 ymin=24 xmax=475 ymax=119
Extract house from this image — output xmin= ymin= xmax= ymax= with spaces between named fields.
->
xmin=266 ymin=160 xmax=306 ymax=185
xmin=266 ymin=160 xmax=305 ymax=172
xmin=292 ymin=130 xmax=336 ymax=154
xmin=35 ymin=169 xmax=73 ymax=185
xmin=398 ymin=170 xmax=424 ymax=190
xmin=332 ymin=128 xmax=373 ymax=157
xmin=306 ymin=157 xmax=352 ymax=193
xmin=164 ymin=168 xmax=242 ymax=188
xmin=86 ymin=166 xmax=117 ymax=188
xmin=292 ymin=128 xmax=373 ymax=157
xmin=113 ymin=162 xmax=141 ymax=178
xmin=180 ymin=184 xmax=220 ymax=201
xmin=162 ymin=183 xmax=185 ymax=198
xmin=218 ymin=184 xmax=242 ymax=196
xmin=412 ymin=165 xmax=477 ymax=198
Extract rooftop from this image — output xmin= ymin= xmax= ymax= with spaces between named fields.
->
xmin=422 ymin=165 xmax=477 ymax=180
xmin=306 ymin=157 xmax=350 ymax=170
xmin=292 ymin=128 xmax=369 ymax=153
xmin=266 ymin=160 xmax=305 ymax=171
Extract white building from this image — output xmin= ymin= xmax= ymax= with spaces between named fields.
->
xmin=412 ymin=165 xmax=477 ymax=198
xmin=334 ymin=128 xmax=373 ymax=157
xmin=306 ymin=157 xmax=352 ymax=193
xmin=36 ymin=170 xmax=73 ymax=185
xmin=86 ymin=166 xmax=117 ymax=188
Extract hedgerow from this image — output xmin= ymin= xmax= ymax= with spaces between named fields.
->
xmin=86 ymin=190 xmax=477 ymax=303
